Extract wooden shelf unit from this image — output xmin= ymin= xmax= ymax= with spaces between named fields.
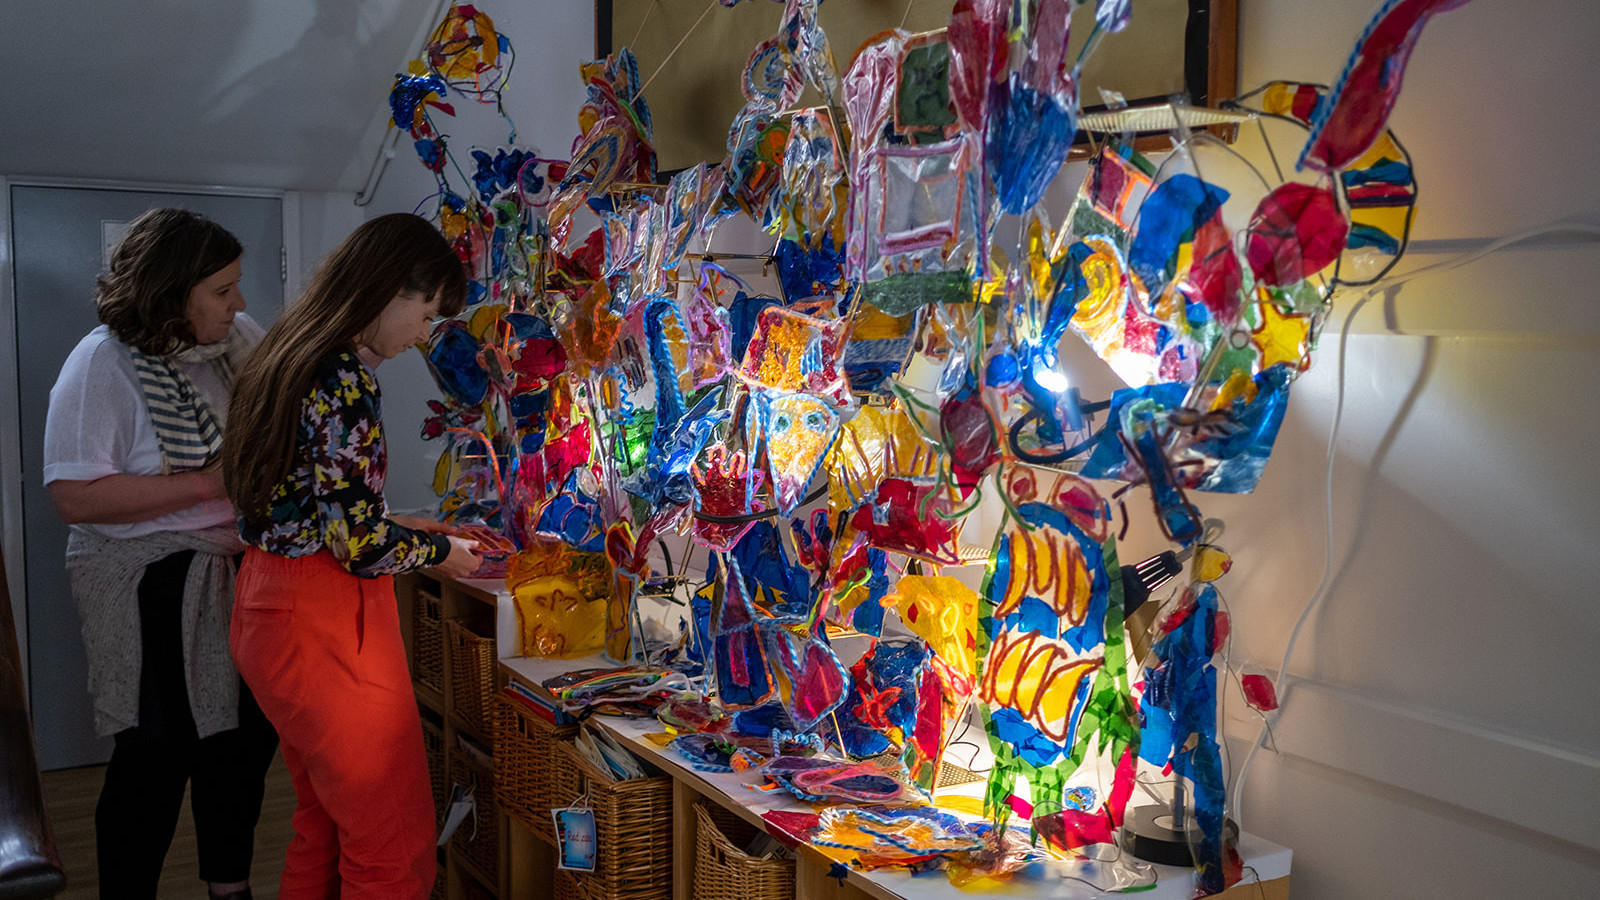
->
xmin=397 ymin=572 xmax=511 ymax=900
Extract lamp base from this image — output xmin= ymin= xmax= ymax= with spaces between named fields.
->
xmin=1122 ymin=805 xmax=1239 ymax=867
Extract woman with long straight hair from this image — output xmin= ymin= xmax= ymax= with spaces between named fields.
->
xmin=43 ymin=207 xmax=279 ymax=900
xmin=223 ymin=213 xmax=480 ymax=899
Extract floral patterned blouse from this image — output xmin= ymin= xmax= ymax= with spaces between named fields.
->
xmin=240 ymin=349 xmax=446 ymax=577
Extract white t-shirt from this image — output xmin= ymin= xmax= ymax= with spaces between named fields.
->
xmin=43 ymin=313 xmax=265 ymax=539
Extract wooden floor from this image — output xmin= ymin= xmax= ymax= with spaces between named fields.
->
xmin=38 ymin=751 xmax=297 ymax=899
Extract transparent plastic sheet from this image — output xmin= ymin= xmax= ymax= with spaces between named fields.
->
xmin=1299 ymin=0 xmax=1476 ymax=174
xmin=1244 ymin=182 xmax=1349 ymax=288
xmin=661 ymin=164 xmax=705 ymax=268
xmin=979 ymin=468 xmax=1140 ymax=864
xmin=456 ymin=522 xmax=518 ymax=578
xmin=600 ymin=200 xmax=650 ymax=313
xmin=1022 ymin=0 xmax=1074 ymax=101
xmin=389 ymin=69 xmax=452 ymax=135
xmin=656 ymin=694 xmax=733 ymax=735
xmin=725 ymin=110 xmax=790 ymax=230
xmin=985 ymin=78 xmax=1076 ymax=217
xmin=756 ymin=389 xmax=841 ymax=516
xmin=1077 ymin=363 xmax=1296 ymax=496
xmin=895 ymin=33 xmax=956 ymax=135
xmin=842 ymin=33 xmax=909 ymax=282
xmin=779 ymin=0 xmax=848 ymax=140
xmin=842 ymin=29 xmax=985 ymax=308
xmin=762 ymin=757 xmax=923 ymax=805
xmin=945 ymin=827 xmax=1156 ymax=894
xmin=743 ymin=36 xmax=802 ymax=110
xmin=625 ymin=383 xmax=727 ymax=509
xmin=507 ymin=542 xmax=611 ymax=659
xmin=737 ymin=305 xmax=852 ymax=406
xmin=888 ymin=575 xmax=981 ymax=690
xmin=711 ymin=556 xmax=776 ymax=710
xmin=946 ymin=0 xmax=1009 ymax=133
xmin=690 ymin=446 xmax=766 ymax=552
xmin=1127 ymin=173 xmax=1230 ymax=304
xmin=981 ymin=468 xmax=1117 ymax=768
xmin=548 ymin=49 xmax=656 ymax=242
xmin=424 ymin=319 xmax=491 ymax=405
xmin=1232 ymin=79 xmax=1420 ymax=285
xmin=825 ymin=406 xmax=971 ymax=565
xmin=872 ymin=138 xmax=981 ymax=272
xmin=729 ymin=520 xmax=810 ymax=618
xmin=1093 ymin=0 xmax=1133 ymax=35
xmin=1139 ymin=584 xmax=1238 ymax=893
xmin=825 ymin=405 xmax=918 ymax=514
xmin=426 ymin=4 xmax=507 ymax=93
xmin=840 ymin=302 xmax=917 ymax=398
xmin=684 ymin=265 xmax=737 ymax=390
xmin=812 ymin=805 xmax=983 ymax=867
xmin=763 ymin=614 xmax=851 ymax=732
xmin=857 ymin=474 xmax=966 ymax=563
xmin=778 ymin=109 xmax=844 ymax=246
xmin=669 ymin=732 xmax=744 ymax=772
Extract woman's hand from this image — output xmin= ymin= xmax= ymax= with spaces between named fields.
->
xmin=429 ymin=534 xmax=483 ymax=580
xmin=391 ymin=513 xmax=459 ymax=535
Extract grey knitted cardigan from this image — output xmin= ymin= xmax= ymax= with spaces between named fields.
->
xmin=64 ymin=522 xmax=244 ymax=738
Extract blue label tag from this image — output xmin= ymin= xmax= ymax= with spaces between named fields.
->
xmin=552 ymin=807 xmax=598 ymax=872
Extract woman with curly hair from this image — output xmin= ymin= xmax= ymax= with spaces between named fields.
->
xmin=43 ymin=207 xmax=280 ymax=900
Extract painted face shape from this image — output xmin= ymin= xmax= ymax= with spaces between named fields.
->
xmin=184 ymin=258 xmax=245 ymax=345
xmin=761 ymin=391 xmax=840 ymax=516
xmin=362 ymin=289 xmax=442 ymax=365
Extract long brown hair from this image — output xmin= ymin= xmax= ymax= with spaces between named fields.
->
xmin=224 ymin=214 xmax=466 ymax=524
xmin=97 ymin=207 xmax=242 ymax=355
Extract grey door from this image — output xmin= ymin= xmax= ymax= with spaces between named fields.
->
xmin=11 ymin=185 xmax=284 ymax=770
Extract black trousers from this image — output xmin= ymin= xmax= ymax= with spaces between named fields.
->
xmin=95 ymin=550 xmax=280 ymax=899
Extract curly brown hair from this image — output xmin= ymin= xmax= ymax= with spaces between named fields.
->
xmin=95 ymin=208 xmax=244 ymax=356
xmin=223 ymin=213 xmax=466 ymax=524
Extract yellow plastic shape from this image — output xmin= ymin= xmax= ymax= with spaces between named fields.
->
xmin=506 ymin=543 xmax=610 ymax=659
xmin=887 ymin=575 xmax=980 ymax=681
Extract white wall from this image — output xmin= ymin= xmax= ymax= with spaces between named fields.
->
xmin=352 ymin=0 xmax=1600 ymax=895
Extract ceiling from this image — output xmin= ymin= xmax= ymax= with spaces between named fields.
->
xmin=0 ymin=0 xmax=442 ymax=193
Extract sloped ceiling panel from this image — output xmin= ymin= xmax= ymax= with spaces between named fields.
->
xmin=0 ymin=0 xmax=440 ymax=192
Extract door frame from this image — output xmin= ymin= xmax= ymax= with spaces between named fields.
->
xmin=0 ymin=176 xmax=296 ymax=696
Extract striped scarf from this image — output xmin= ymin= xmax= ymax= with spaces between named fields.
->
xmin=129 ymin=331 xmax=241 ymax=473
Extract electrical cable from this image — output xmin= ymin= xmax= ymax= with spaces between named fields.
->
xmin=1227 ymin=221 xmax=1600 ymax=833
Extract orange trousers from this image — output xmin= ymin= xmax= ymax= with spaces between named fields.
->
xmin=231 ymin=548 xmax=435 ymax=900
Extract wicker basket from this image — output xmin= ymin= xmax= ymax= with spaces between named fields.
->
xmin=427 ymin=846 xmax=447 ymax=900
xmin=449 ymin=745 xmax=500 ymax=885
xmin=692 ymin=804 xmax=794 ymax=900
xmin=553 ymin=868 xmax=585 ymax=900
xmin=412 ymin=589 xmax=445 ymax=694
xmin=550 ymin=740 xmax=673 ymax=900
xmin=420 ymin=712 xmax=447 ymax=822
xmin=447 ymin=618 xmax=496 ymax=739
xmin=493 ymin=693 xmax=577 ymax=843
